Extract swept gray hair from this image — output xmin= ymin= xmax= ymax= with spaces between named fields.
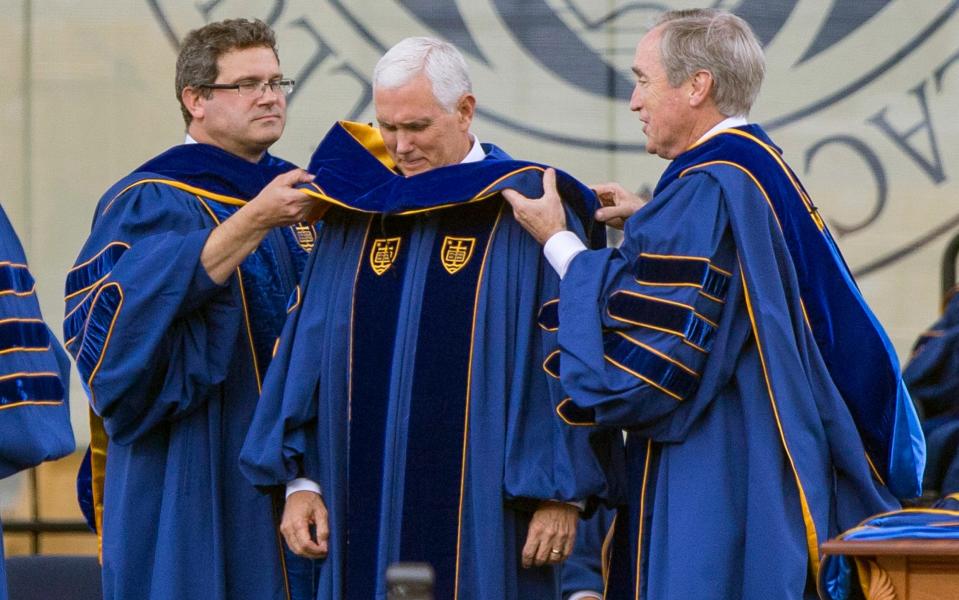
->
xmin=656 ymin=9 xmax=765 ymax=116
xmin=373 ymin=37 xmax=472 ymax=112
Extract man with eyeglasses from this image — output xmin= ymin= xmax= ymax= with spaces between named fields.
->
xmin=65 ymin=18 xmax=321 ymax=600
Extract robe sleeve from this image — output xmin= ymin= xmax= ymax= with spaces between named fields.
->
xmin=502 ymin=204 xmax=623 ymax=506
xmin=238 ymin=260 xmax=321 ymax=488
xmin=0 ymin=205 xmax=75 ymax=478
xmin=557 ymin=173 xmax=737 ymax=432
xmin=239 ymin=215 xmax=358 ymax=488
xmin=64 ymin=182 xmax=241 ymax=445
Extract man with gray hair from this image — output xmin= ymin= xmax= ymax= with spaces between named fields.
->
xmin=241 ymin=36 xmax=618 ymax=599
xmin=503 ymin=8 xmax=923 ymax=599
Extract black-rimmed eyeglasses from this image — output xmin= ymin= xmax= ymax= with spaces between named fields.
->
xmin=198 ymin=79 xmax=295 ymax=98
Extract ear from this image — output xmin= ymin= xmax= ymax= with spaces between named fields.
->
xmin=688 ymin=70 xmax=714 ymax=108
xmin=456 ymin=93 xmax=476 ymax=130
xmin=181 ymin=86 xmax=206 ymax=122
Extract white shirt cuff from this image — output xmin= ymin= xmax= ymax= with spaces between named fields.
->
xmin=543 ymin=231 xmax=587 ymax=279
xmin=285 ymin=477 xmax=322 ymax=499
xmin=568 ymin=591 xmax=603 ymax=600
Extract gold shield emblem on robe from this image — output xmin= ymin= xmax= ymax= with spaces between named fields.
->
xmin=369 ymin=237 xmax=401 ymax=275
xmin=441 ymin=236 xmax=476 ymax=275
xmin=291 ymin=223 xmax=316 ymax=252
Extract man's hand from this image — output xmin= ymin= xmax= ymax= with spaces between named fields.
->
xmin=521 ymin=500 xmax=579 ymax=568
xmin=280 ymin=491 xmax=329 ymax=559
xmin=201 ymin=169 xmax=325 ymax=284
xmin=244 ymin=169 xmax=323 ymax=229
xmin=591 ymin=182 xmax=649 ymax=230
xmin=502 ymin=168 xmax=567 ymax=245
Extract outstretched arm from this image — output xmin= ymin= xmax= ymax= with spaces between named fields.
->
xmin=202 ymin=169 xmax=323 ymax=283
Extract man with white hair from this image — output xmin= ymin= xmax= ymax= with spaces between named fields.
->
xmin=241 ymin=37 xmax=618 ymax=599
xmin=503 ymin=8 xmax=924 ymax=599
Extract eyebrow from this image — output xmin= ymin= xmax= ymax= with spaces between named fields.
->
xmin=631 ymin=66 xmax=645 ymax=78
xmin=227 ymin=72 xmax=284 ymax=84
xmin=377 ymin=118 xmax=433 ymax=128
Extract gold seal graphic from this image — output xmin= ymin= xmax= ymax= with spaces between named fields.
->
xmin=370 ymin=237 xmax=401 ymax=275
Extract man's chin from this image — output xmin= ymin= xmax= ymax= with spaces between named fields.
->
xmin=253 ymin=118 xmax=284 ymax=135
xmin=399 ymin=160 xmax=430 ymax=176
xmin=251 ymin=128 xmax=283 ymax=149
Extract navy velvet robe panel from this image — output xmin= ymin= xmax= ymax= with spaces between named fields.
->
xmin=241 ymin=122 xmax=618 ymax=600
xmin=0 ymin=203 xmax=75 ymax=600
xmin=64 ymin=145 xmax=313 ymax=600
xmin=556 ymin=127 xmax=905 ymax=600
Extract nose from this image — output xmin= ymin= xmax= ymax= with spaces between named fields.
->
xmin=395 ymin=130 xmax=414 ymax=155
xmin=257 ymin=83 xmax=282 ymax=104
xmin=629 ymin=84 xmax=642 ymax=112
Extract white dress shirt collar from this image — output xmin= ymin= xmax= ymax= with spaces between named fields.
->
xmin=697 ymin=115 xmax=748 ymax=144
xmin=460 ymin=133 xmax=485 ymax=164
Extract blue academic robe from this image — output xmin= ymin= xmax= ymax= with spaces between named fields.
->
xmin=554 ymin=125 xmax=923 ymax=599
xmin=0 ymin=203 xmax=75 ymax=600
xmin=903 ymin=292 xmax=959 ymax=495
xmin=64 ymin=144 xmax=316 ymax=600
xmin=561 ymin=506 xmax=615 ymax=599
xmin=240 ymin=122 xmax=619 ymax=600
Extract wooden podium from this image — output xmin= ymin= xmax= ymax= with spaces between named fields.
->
xmin=821 ymin=539 xmax=959 ymax=600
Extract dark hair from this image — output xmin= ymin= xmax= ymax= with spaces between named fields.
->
xmin=175 ymin=19 xmax=278 ymax=126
